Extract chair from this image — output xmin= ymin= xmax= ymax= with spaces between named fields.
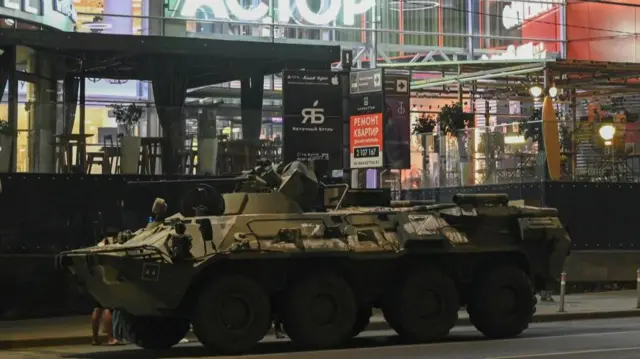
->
xmin=182 ymin=134 xmax=198 ymax=174
xmin=86 ymin=135 xmax=118 ymax=174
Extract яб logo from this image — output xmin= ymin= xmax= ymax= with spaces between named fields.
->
xmin=301 ymin=100 xmax=325 ymax=124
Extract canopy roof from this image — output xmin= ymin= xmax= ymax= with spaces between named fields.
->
xmin=0 ymin=29 xmax=340 ymax=87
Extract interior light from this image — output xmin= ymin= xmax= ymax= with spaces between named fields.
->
xmin=81 ymin=22 xmax=112 ymax=29
xmin=599 ymin=124 xmax=615 ymax=144
xmin=549 ymin=86 xmax=558 ymax=98
xmin=504 ymin=135 xmax=526 ymax=144
xmin=529 ymin=85 xmax=543 ymax=98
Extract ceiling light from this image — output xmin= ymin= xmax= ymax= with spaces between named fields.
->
xmin=548 ymin=86 xmax=558 ymax=98
xmin=599 ymin=124 xmax=615 ymax=144
xmin=529 ymin=85 xmax=543 ymax=98
xmin=389 ymin=0 xmax=439 ymax=11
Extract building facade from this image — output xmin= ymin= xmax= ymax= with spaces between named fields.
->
xmin=10 ymin=0 xmax=636 ymax=175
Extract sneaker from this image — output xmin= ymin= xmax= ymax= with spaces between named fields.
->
xmin=179 ymin=338 xmax=189 ymax=344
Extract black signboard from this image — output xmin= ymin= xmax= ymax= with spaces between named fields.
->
xmin=383 ymin=71 xmax=411 ymax=169
xmin=282 ymin=70 xmax=343 ymax=169
xmin=349 ymin=92 xmax=384 ymax=116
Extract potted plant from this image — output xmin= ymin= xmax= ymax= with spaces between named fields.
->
xmin=519 ymin=108 xmax=543 ymax=150
xmin=0 ymin=119 xmax=15 ymax=172
xmin=412 ymin=113 xmax=437 ymax=186
xmin=438 ymin=102 xmax=474 ymax=184
xmin=111 ymin=103 xmax=143 ymax=174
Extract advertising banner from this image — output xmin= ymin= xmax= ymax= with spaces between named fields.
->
xmin=350 ymin=113 xmax=383 ymax=168
xmin=383 ymin=71 xmax=411 ymax=169
xmin=282 ymin=70 xmax=343 ymax=169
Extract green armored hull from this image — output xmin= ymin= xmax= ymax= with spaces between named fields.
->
xmin=59 ymin=161 xmax=571 ymax=353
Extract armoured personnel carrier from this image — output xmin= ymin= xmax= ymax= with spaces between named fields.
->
xmin=58 ymin=161 xmax=570 ymax=353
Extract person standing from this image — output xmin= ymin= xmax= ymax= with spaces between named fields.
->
xmin=92 ymin=305 xmax=119 ymax=345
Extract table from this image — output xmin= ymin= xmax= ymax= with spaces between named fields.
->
xmin=55 ymin=134 xmax=94 ymax=173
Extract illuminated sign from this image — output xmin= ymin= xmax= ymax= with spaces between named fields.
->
xmin=177 ymin=0 xmax=375 ymax=26
xmin=480 ymin=43 xmax=549 ymax=61
xmin=53 ymin=0 xmax=77 ymax=23
xmin=502 ymin=0 xmax=562 ymax=30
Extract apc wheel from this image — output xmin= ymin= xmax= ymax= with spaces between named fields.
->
xmin=192 ymin=274 xmax=271 ymax=354
xmin=282 ymin=272 xmax=356 ymax=349
xmin=382 ymin=268 xmax=459 ymax=343
xmin=120 ymin=311 xmax=190 ymax=350
xmin=351 ymin=306 xmax=372 ymax=337
xmin=467 ymin=265 xmax=536 ymax=339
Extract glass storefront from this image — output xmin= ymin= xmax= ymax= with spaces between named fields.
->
xmin=75 ymin=0 xmax=143 ymax=35
xmin=0 ymin=1 xmax=567 ymax=180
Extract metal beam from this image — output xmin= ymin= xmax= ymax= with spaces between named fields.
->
xmin=410 ymin=63 xmax=547 ymax=89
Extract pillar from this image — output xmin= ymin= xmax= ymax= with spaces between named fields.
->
xmin=197 ymin=108 xmax=218 ymax=174
xmin=7 ymin=47 xmax=17 ymax=172
xmin=30 ymin=52 xmax=57 ymax=173
xmin=143 ymin=0 xmax=162 ymax=159
xmin=104 ymin=0 xmax=133 ymax=35
xmin=241 ymin=75 xmax=264 ymax=166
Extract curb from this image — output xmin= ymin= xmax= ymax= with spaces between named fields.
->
xmin=3 ymin=310 xmax=640 ymax=350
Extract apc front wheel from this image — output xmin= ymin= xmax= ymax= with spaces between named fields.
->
xmin=467 ymin=266 xmax=535 ymax=339
xmin=120 ymin=311 xmax=190 ymax=350
xmin=192 ymin=274 xmax=271 ymax=354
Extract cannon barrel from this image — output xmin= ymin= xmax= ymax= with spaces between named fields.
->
xmin=452 ymin=193 xmax=509 ymax=207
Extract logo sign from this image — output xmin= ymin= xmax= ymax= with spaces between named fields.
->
xmin=301 ymin=100 xmax=325 ymax=125
xmin=502 ymin=0 xmax=561 ymax=30
xmin=350 ymin=113 xmax=384 ymax=168
xmin=282 ymin=70 xmax=343 ymax=169
xmin=175 ymin=0 xmax=374 ymax=26
xmin=350 ymin=92 xmax=383 ymax=115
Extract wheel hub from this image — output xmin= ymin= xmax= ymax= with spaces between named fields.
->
xmin=219 ymin=295 xmax=252 ymax=331
xmin=416 ymin=289 xmax=441 ymax=318
xmin=497 ymin=286 xmax=518 ymax=315
xmin=310 ymin=294 xmax=338 ymax=326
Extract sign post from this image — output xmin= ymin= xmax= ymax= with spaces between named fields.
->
xmin=348 ymin=69 xmax=411 ymax=170
xmin=349 ymin=69 xmax=384 ymax=169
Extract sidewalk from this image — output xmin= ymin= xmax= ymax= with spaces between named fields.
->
xmin=1 ymin=290 xmax=639 ymax=350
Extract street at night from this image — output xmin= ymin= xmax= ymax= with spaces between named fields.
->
xmin=7 ymin=318 xmax=640 ymax=359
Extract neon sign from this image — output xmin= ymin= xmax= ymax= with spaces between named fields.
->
xmin=502 ymin=0 xmax=562 ymax=30
xmin=179 ymin=0 xmax=375 ymax=26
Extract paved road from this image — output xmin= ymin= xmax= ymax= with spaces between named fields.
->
xmin=6 ymin=317 xmax=640 ymax=359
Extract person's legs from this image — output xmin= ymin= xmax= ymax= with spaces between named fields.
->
xmin=91 ymin=307 xmax=103 ymax=345
xmin=112 ymin=310 xmax=124 ymax=342
xmin=274 ymin=316 xmax=286 ymax=339
xmin=102 ymin=309 xmax=119 ymax=345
